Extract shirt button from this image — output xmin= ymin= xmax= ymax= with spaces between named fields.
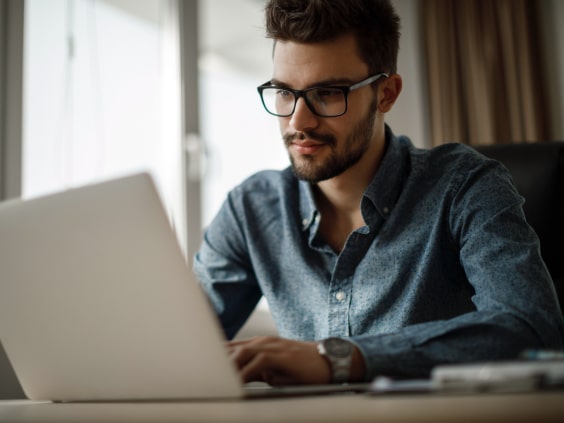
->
xmin=335 ymin=291 xmax=346 ymax=302
xmin=302 ymin=218 xmax=309 ymax=227
xmin=383 ymin=206 xmax=390 ymax=214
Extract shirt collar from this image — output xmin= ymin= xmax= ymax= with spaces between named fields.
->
xmin=361 ymin=125 xmax=409 ymax=224
xmin=299 ymin=180 xmax=318 ymax=232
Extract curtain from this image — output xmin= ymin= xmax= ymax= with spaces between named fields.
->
xmin=422 ymin=0 xmax=550 ymax=146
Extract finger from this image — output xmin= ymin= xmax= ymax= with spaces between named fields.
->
xmin=228 ymin=342 xmax=258 ymax=369
xmin=227 ymin=338 xmax=331 ymax=385
xmin=238 ymin=350 xmax=279 ymax=383
xmin=227 ymin=335 xmax=279 ymax=348
xmin=226 ymin=336 xmax=281 ymax=360
xmin=236 ymin=345 xmax=307 ymax=385
xmin=240 ymin=351 xmax=313 ymax=385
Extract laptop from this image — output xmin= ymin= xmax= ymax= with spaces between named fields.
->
xmin=0 ymin=173 xmax=366 ymax=402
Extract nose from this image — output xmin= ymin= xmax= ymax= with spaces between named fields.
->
xmin=288 ymin=97 xmax=319 ymax=133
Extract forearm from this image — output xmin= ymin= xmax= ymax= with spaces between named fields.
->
xmin=351 ymin=310 xmax=561 ymax=380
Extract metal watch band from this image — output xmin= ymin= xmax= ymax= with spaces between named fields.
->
xmin=317 ymin=337 xmax=354 ymax=383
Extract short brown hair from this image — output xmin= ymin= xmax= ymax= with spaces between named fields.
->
xmin=265 ymin=0 xmax=400 ymax=74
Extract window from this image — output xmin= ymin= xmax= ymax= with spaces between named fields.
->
xmin=198 ymin=0 xmax=288 ymax=227
xmin=23 ymin=0 xmax=185 ymax=248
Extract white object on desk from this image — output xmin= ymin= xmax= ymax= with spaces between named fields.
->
xmin=432 ymin=359 xmax=564 ymax=392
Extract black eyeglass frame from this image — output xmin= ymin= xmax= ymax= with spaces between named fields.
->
xmin=257 ymin=72 xmax=389 ymax=118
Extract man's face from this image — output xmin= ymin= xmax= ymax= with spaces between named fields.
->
xmin=272 ymin=34 xmax=380 ymax=183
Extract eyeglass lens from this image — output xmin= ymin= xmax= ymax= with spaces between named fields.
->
xmin=261 ymin=87 xmax=347 ymax=117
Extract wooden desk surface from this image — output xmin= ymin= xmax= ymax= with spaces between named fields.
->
xmin=0 ymin=391 xmax=563 ymax=423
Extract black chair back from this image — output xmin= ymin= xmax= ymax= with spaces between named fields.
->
xmin=474 ymin=142 xmax=564 ymax=310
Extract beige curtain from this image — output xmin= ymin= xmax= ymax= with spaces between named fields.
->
xmin=422 ymin=0 xmax=550 ymax=146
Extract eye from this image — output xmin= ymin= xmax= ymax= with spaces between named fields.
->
xmin=316 ymin=88 xmax=341 ymax=98
xmin=276 ymin=89 xmax=293 ymax=98
xmin=310 ymin=88 xmax=344 ymax=105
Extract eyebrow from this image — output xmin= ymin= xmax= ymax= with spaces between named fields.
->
xmin=269 ymin=77 xmax=357 ymax=89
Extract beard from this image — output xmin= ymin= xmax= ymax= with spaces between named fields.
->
xmin=283 ymin=100 xmax=378 ymax=183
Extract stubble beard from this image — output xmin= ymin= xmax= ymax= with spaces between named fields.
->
xmin=284 ymin=100 xmax=378 ymax=183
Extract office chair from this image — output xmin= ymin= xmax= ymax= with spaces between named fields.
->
xmin=474 ymin=141 xmax=564 ymax=311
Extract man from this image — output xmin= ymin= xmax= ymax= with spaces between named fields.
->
xmin=194 ymin=0 xmax=564 ymax=386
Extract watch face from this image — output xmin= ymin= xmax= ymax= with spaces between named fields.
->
xmin=324 ymin=338 xmax=353 ymax=358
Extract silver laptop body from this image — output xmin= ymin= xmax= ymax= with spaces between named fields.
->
xmin=0 ymin=173 xmax=245 ymax=401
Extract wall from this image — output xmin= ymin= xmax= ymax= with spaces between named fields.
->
xmin=539 ymin=0 xmax=564 ymax=140
xmin=387 ymin=0 xmax=430 ymax=148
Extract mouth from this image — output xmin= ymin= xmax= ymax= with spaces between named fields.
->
xmin=290 ymin=140 xmax=326 ymax=155
xmin=284 ymin=132 xmax=334 ymax=156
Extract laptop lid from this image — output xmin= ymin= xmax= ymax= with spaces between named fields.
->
xmin=0 ymin=173 xmax=244 ymax=401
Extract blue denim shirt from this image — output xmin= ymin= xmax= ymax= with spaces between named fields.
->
xmin=194 ymin=127 xmax=564 ymax=379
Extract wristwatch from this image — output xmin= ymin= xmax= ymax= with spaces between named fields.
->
xmin=317 ymin=337 xmax=354 ymax=383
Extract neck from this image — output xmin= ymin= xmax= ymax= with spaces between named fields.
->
xmin=312 ymin=125 xmax=387 ymax=253
xmin=316 ymin=125 xmax=386 ymax=215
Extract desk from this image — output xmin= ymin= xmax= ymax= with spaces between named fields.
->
xmin=0 ymin=391 xmax=563 ymax=423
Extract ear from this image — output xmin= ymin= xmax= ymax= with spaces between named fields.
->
xmin=377 ymin=74 xmax=402 ymax=113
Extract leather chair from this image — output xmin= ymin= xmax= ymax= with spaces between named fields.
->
xmin=474 ymin=142 xmax=564 ymax=311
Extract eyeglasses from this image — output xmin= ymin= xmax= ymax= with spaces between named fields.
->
xmin=257 ymin=72 xmax=388 ymax=118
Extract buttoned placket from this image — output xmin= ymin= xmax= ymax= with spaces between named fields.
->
xmin=326 ymin=226 xmax=382 ymax=337
xmin=327 ymin=274 xmax=353 ymax=336
xmin=299 ymin=170 xmax=393 ymax=338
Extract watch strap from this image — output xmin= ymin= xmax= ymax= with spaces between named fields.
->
xmin=317 ymin=337 xmax=354 ymax=383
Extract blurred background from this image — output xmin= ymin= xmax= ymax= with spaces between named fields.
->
xmin=0 ymin=0 xmax=563 ymax=337
xmin=2 ymin=0 xmax=563 ymax=251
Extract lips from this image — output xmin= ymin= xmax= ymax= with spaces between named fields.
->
xmin=284 ymin=131 xmax=335 ymax=156
xmin=290 ymin=140 xmax=326 ymax=155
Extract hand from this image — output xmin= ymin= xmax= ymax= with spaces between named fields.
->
xmin=227 ymin=336 xmax=331 ymax=386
